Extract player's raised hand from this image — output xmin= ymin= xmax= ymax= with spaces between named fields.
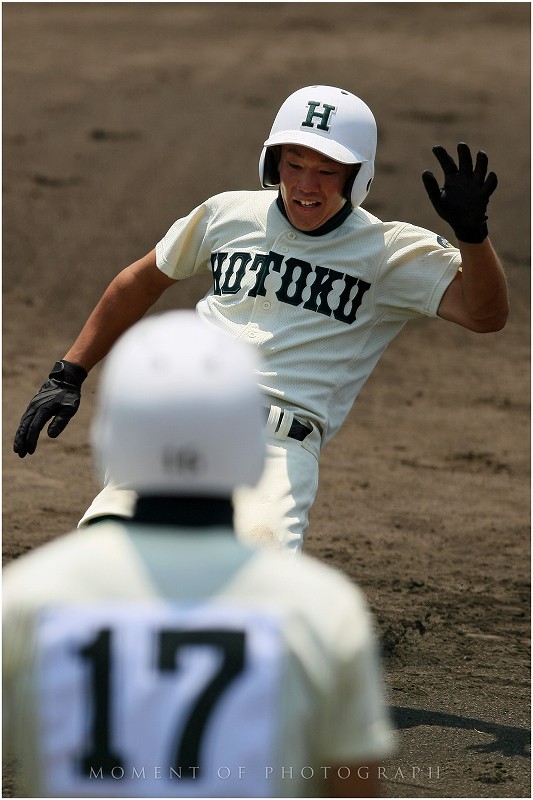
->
xmin=422 ymin=142 xmax=498 ymax=243
xmin=14 ymin=360 xmax=87 ymax=457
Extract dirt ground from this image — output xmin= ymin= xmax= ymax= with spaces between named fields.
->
xmin=2 ymin=3 xmax=530 ymax=798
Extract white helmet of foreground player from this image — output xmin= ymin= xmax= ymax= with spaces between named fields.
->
xmin=259 ymin=85 xmax=377 ymax=209
xmin=92 ymin=311 xmax=266 ymax=497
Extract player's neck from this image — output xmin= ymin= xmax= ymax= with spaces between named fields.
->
xmin=276 ymin=192 xmax=353 ymax=236
xmin=132 ymin=496 xmax=234 ymax=528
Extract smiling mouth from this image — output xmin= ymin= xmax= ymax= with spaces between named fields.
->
xmin=295 ymin=199 xmax=320 ymax=207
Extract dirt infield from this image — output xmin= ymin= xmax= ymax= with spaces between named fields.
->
xmin=3 ymin=3 xmax=530 ymax=797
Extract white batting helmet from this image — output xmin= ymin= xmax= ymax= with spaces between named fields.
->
xmin=259 ymin=85 xmax=377 ymax=209
xmin=92 ymin=311 xmax=266 ymax=496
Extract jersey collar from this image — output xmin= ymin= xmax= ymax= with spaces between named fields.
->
xmin=276 ymin=192 xmax=353 ymax=236
xmin=132 ymin=496 xmax=234 ymax=528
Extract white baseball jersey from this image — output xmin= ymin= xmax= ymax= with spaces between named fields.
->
xmin=156 ymin=190 xmax=461 ymax=444
xmin=3 ymin=522 xmax=394 ymax=798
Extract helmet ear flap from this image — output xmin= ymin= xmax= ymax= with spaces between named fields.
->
xmin=350 ymin=161 xmax=374 ymax=208
xmin=260 ymin=146 xmax=281 ymax=187
xmin=343 ymin=164 xmax=361 ymax=203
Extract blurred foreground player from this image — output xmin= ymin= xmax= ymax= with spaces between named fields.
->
xmin=3 ymin=310 xmax=393 ymax=798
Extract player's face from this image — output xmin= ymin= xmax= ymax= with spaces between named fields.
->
xmin=278 ymin=145 xmax=354 ymax=232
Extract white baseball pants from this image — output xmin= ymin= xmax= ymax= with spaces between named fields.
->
xmin=79 ymin=407 xmax=321 ymax=554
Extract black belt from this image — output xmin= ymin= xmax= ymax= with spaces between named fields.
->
xmin=264 ymin=408 xmax=312 ymax=441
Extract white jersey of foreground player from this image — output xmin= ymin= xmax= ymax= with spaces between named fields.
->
xmin=3 ymin=520 xmax=394 ymax=798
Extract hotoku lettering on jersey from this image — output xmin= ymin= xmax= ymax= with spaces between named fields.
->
xmin=36 ymin=604 xmax=284 ymax=797
xmin=211 ymin=249 xmax=371 ymax=325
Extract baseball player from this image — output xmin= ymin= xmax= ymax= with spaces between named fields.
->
xmin=14 ymin=85 xmax=508 ymax=553
xmin=4 ymin=311 xmax=394 ymax=798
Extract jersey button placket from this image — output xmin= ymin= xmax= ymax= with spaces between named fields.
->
xmin=280 ymin=231 xmax=297 ymax=253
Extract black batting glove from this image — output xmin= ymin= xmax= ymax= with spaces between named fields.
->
xmin=14 ymin=360 xmax=87 ymax=458
xmin=422 ymin=142 xmax=498 ymax=244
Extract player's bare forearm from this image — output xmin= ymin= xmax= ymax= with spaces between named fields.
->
xmin=64 ymin=250 xmax=176 ymax=372
xmin=458 ymin=237 xmax=509 ymax=327
xmin=437 ymin=237 xmax=509 ymax=332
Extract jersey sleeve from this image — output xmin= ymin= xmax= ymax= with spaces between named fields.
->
xmin=316 ymin=580 xmax=395 ymax=764
xmin=2 ymin=589 xmax=43 ymax=796
xmin=155 ymin=200 xmax=214 ymax=280
xmin=375 ymin=223 xmax=462 ymax=321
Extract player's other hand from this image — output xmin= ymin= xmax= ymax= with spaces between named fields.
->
xmin=14 ymin=360 xmax=87 ymax=458
xmin=422 ymin=142 xmax=498 ymax=244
